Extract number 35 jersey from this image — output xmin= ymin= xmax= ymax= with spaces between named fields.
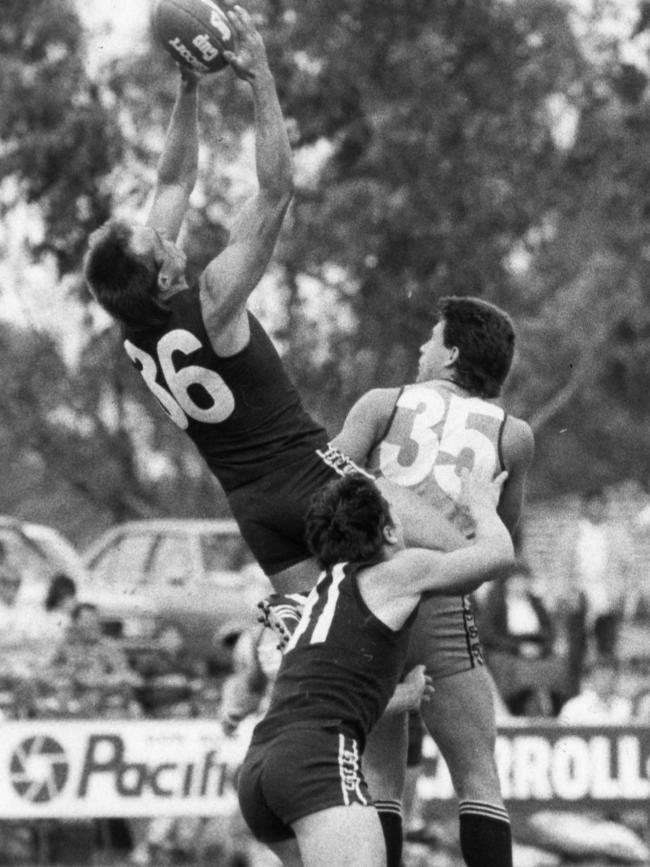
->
xmin=122 ymin=290 xmax=326 ymax=494
xmin=368 ymin=381 xmax=507 ymax=535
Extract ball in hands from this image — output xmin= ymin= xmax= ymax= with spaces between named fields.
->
xmin=152 ymin=0 xmax=236 ymax=74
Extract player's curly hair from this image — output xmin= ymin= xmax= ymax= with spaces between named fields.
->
xmin=84 ymin=220 xmax=170 ymax=329
xmin=437 ymin=296 xmax=514 ymax=398
xmin=305 ymin=473 xmax=394 ymax=569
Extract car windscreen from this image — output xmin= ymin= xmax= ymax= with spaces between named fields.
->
xmin=146 ymin=535 xmax=194 ymax=586
xmin=87 ymin=532 xmax=154 ymax=587
xmin=200 ymin=532 xmax=255 ymax=574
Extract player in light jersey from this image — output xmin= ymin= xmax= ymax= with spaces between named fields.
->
xmin=238 ymin=471 xmax=514 ymax=867
xmin=332 ymin=296 xmax=534 ymax=867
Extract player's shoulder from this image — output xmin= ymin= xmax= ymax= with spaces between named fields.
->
xmin=501 ymin=414 xmax=534 ymax=466
xmin=363 ymin=386 xmax=402 ymax=409
xmin=349 ymin=387 xmax=402 ymax=420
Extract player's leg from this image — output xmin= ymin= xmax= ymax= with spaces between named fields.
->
xmin=266 ymin=838 xmax=304 ymax=866
xmin=362 ymin=711 xmax=408 ymax=867
xmin=292 ymin=804 xmax=386 ymax=867
xmin=402 ymin=710 xmax=426 ymax=838
xmin=269 ymin=557 xmax=321 ymax=595
xmin=420 ymin=665 xmax=512 ymax=867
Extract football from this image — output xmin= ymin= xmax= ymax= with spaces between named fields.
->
xmin=152 ymin=0 xmax=236 ymax=75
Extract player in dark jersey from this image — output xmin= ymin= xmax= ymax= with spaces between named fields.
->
xmin=332 ymin=296 xmax=535 ymax=867
xmin=83 ymin=15 xmax=471 ymax=862
xmin=237 ymin=471 xmax=514 ymax=867
xmin=83 ymin=6 xmax=466 ymax=592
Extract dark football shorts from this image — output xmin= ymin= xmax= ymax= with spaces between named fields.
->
xmin=238 ymin=722 xmax=371 ymax=843
xmin=405 ymin=593 xmax=484 ymax=680
xmin=227 ymin=445 xmax=370 ymax=576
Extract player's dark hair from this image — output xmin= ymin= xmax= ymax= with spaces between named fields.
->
xmin=45 ymin=573 xmax=76 ymax=612
xmin=84 ymin=220 xmax=170 ymax=329
xmin=437 ymin=296 xmax=515 ymax=398
xmin=305 ymin=473 xmax=393 ymax=569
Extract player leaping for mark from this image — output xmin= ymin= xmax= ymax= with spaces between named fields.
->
xmin=83 ymin=5 xmax=463 ymax=596
xmin=83 ymin=12 xmax=474 ymax=863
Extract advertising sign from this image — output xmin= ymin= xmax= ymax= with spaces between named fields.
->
xmin=0 ymin=718 xmax=253 ymax=819
xmin=419 ymin=724 xmax=650 ymax=814
xmin=0 ymin=719 xmax=648 ymax=818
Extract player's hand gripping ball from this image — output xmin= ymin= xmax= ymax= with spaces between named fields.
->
xmin=152 ymin=0 xmax=236 ymax=74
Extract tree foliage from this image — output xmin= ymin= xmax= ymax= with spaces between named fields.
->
xmin=1 ymin=0 xmax=649 ymax=541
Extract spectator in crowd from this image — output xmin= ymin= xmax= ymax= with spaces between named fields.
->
xmin=3 ymin=573 xmax=79 ymax=710
xmin=0 ymin=540 xmax=39 ymax=706
xmin=48 ymin=603 xmax=150 ymax=865
xmin=533 ymin=657 xmax=650 ymax=864
xmin=561 ymin=488 xmax=635 ymax=669
xmin=51 ymin=603 xmax=142 ymax=716
xmin=559 ymin=658 xmax=633 ymax=724
xmin=45 ymin=573 xmax=77 ymax=619
xmin=0 ymin=545 xmax=34 ymax=716
xmin=38 ymin=573 xmax=78 ymax=645
xmin=136 ymin=624 xmax=206 ymax=718
xmin=474 ymin=563 xmax=559 ymax=715
xmin=476 ymin=563 xmax=553 ymax=659
xmin=0 ymin=540 xmax=22 ymax=630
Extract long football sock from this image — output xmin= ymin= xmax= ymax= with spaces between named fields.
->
xmin=375 ymin=799 xmax=403 ymax=867
xmin=458 ymin=800 xmax=512 ymax=867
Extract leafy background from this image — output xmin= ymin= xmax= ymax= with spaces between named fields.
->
xmin=1 ymin=0 xmax=649 ymax=546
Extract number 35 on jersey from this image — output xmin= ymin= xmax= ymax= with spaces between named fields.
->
xmin=373 ymin=387 xmax=504 ymax=501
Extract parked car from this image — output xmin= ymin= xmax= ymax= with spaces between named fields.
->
xmin=0 ymin=517 xmax=88 ymax=610
xmin=82 ymin=519 xmax=271 ymax=673
xmin=0 ymin=518 xmax=90 ymax=682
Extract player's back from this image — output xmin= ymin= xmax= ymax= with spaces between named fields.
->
xmin=122 ymin=289 xmax=327 ymax=493
xmin=253 ymin=562 xmax=414 ymax=748
xmin=368 ymin=380 xmax=506 ymax=531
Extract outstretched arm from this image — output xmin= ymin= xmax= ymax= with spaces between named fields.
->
xmin=405 ymin=471 xmax=514 ymax=597
xmin=146 ymin=70 xmax=200 ymax=241
xmin=200 ymin=6 xmax=293 ymax=354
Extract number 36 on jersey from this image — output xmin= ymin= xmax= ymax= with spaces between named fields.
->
xmin=124 ymin=330 xmax=236 ymax=430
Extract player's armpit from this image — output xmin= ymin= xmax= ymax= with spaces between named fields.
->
xmin=331 ymin=389 xmax=399 ymax=466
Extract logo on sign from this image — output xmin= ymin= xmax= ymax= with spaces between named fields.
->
xmin=10 ymin=737 xmax=69 ymax=803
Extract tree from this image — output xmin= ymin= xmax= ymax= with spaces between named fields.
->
xmin=0 ymin=0 xmax=121 ymax=272
xmin=258 ymin=0 xmax=586 ymax=423
xmin=2 ymin=0 xmax=649 ymax=541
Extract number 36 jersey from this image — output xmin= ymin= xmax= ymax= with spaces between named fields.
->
xmin=122 ymin=290 xmax=326 ymax=494
xmin=368 ymin=381 xmax=507 ymax=534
